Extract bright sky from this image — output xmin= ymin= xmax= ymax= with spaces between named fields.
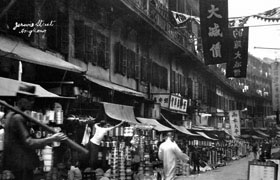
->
xmin=228 ymin=0 xmax=280 ymax=60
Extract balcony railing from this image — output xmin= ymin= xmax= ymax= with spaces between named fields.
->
xmin=123 ymin=0 xmax=195 ymax=54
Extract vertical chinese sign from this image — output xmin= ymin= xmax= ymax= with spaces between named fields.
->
xmin=199 ymin=0 xmax=229 ymax=65
xmin=226 ymin=27 xmax=249 ymax=78
xmin=271 ymin=62 xmax=280 ymax=111
xmin=228 ymin=110 xmax=241 ymax=137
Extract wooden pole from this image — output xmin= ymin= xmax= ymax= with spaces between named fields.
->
xmin=0 ymin=100 xmax=89 ymax=155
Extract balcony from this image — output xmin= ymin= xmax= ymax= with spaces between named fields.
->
xmin=122 ymin=0 xmax=195 ymax=54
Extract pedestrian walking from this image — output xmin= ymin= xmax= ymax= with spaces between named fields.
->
xmin=261 ymin=139 xmax=272 ymax=160
xmin=2 ymin=84 xmax=67 ymax=180
xmin=252 ymin=142 xmax=259 ymax=160
xmin=191 ymin=147 xmax=201 ymax=173
xmin=158 ymin=132 xmax=189 ymax=180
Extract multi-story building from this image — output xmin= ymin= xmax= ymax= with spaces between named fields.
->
xmin=0 ymin=0 xmax=273 ymax=129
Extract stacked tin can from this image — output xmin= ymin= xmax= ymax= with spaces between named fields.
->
xmin=176 ymin=159 xmax=183 ymax=175
xmin=125 ymin=146 xmax=132 ymax=180
xmin=182 ymin=162 xmax=190 ymax=176
xmin=42 ymin=146 xmax=53 ymax=172
xmin=119 ymin=141 xmax=126 ymax=180
xmin=110 ymin=146 xmax=119 ymax=180
xmin=139 ymin=136 xmax=145 ymax=161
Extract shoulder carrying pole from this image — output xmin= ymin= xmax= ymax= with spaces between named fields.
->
xmin=0 ymin=100 xmax=89 ymax=155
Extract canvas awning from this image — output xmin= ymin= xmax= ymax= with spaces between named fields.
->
xmin=0 ymin=77 xmax=64 ymax=98
xmin=254 ymin=129 xmax=269 ymax=138
xmin=102 ymin=102 xmax=139 ymax=124
xmin=85 ymin=75 xmax=145 ymax=98
xmin=240 ymin=134 xmax=251 ymax=139
xmin=160 ymin=113 xmax=196 ymax=136
xmin=136 ymin=117 xmax=173 ymax=132
xmin=252 ymin=135 xmax=263 ymax=140
xmin=195 ymin=131 xmax=218 ymax=141
xmin=0 ymin=35 xmax=84 ymax=73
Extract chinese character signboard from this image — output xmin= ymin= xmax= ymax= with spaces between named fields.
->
xmin=272 ymin=62 xmax=280 ymax=111
xmin=152 ymin=94 xmax=170 ymax=109
xmin=228 ymin=110 xmax=241 ymax=137
xmin=226 ymin=27 xmax=249 ymax=78
xmin=152 ymin=94 xmax=188 ymax=113
xmin=169 ymin=95 xmax=188 ymax=112
xmin=199 ymin=0 xmax=229 ymax=65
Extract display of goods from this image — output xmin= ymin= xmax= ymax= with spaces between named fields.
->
xmin=42 ymin=146 xmax=53 ymax=172
xmin=182 ymin=162 xmax=190 ymax=176
xmin=46 ymin=110 xmax=55 ymax=123
xmin=124 ymin=127 xmax=134 ymax=137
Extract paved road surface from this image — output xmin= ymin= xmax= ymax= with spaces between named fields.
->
xmin=183 ymin=148 xmax=280 ymax=180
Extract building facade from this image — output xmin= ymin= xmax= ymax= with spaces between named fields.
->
xmin=0 ymin=0 xmax=273 ymax=129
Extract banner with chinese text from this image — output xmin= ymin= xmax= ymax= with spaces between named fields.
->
xmin=228 ymin=110 xmax=241 ymax=137
xmin=271 ymin=62 xmax=280 ymax=111
xmin=226 ymin=27 xmax=249 ymax=78
xmin=152 ymin=94 xmax=188 ymax=113
xmin=199 ymin=0 xmax=229 ymax=65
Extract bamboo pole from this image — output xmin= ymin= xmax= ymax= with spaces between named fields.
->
xmin=0 ymin=100 xmax=89 ymax=155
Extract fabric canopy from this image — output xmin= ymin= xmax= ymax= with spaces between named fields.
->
xmin=160 ymin=113 xmax=196 ymax=136
xmin=0 ymin=35 xmax=84 ymax=73
xmin=252 ymin=135 xmax=263 ymax=140
xmin=85 ymin=75 xmax=145 ymax=98
xmin=240 ymin=134 xmax=251 ymax=139
xmin=0 ymin=77 xmax=62 ymax=98
xmin=195 ymin=131 xmax=217 ymax=141
xmin=102 ymin=102 xmax=139 ymax=124
xmin=136 ymin=117 xmax=173 ymax=132
xmin=254 ymin=129 xmax=270 ymax=138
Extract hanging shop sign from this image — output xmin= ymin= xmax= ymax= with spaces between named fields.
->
xmin=152 ymin=94 xmax=188 ymax=113
xmin=228 ymin=110 xmax=241 ymax=137
xmin=226 ymin=27 xmax=249 ymax=78
xmin=271 ymin=62 xmax=280 ymax=111
xmin=199 ymin=0 xmax=229 ymax=65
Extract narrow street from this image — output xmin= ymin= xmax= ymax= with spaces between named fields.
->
xmin=185 ymin=148 xmax=280 ymax=180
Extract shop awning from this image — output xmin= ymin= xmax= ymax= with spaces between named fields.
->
xmin=160 ymin=113 xmax=196 ymax=136
xmin=136 ymin=117 xmax=173 ymax=132
xmin=102 ymin=102 xmax=139 ymax=124
xmin=195 ymin=131 xmax=218 ymax=141
xmin=240 ymin=134 xmax=251 ymax=139
xmin=85 ymin=75 xmax=145 ymax=98
xmin=0 ymin=77 xmax=62 ymax=98
xmin=254 ymin=129 xmax=270 ymax=137
xmin=252 ymin=135 xmax=263 ymax=140
xmin=0 ymin=35 xmax=85 ymax=73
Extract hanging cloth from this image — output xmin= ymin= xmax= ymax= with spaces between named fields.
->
xmin=81 ymin=124 xmax=91 ymax=146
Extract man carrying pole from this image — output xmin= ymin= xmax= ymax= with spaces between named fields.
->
xmin=2 ymin=84 xmax=67 ymax=180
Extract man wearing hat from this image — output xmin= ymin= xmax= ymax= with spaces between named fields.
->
xmin=158 ymin=132 xmax=189 ymax=180
xmin=3 ymin=84 xmax=67 ymax=180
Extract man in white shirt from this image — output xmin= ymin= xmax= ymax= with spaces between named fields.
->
xmin=88 ymin=120 xmax=124 ymax=169
xmin=158 ymin=132 xmax=189 ymax=180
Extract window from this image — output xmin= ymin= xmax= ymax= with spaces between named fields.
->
xmin=74 ymin=21 xmax=109 ymax=69
xmin=74 ymin=20 xmax=85 ymax=61
xmin=114 ymin=42 xmax=137 ymax=78
xmin=46 ymin=6 xmax=69 ymax=55
xmin=171 ymin=71 xmax=175 ymax=92
xmin=122 ymin=45 xmax=127 ymax=75
xmin=152 ymin=62 xmax=168 ymax=90
xmin=141 ymin=56 xmax=147 ymax=82
xmin=115 ymin=42 xmax=122 ymax=74
xmin=85 ymin=26 xmax=93 ymax=63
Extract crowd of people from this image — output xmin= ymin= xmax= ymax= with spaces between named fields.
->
xmin=251 ymin=140 xmax=273 ymax=162
xmin=0 ymin=85 xmax=278 ymax=180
